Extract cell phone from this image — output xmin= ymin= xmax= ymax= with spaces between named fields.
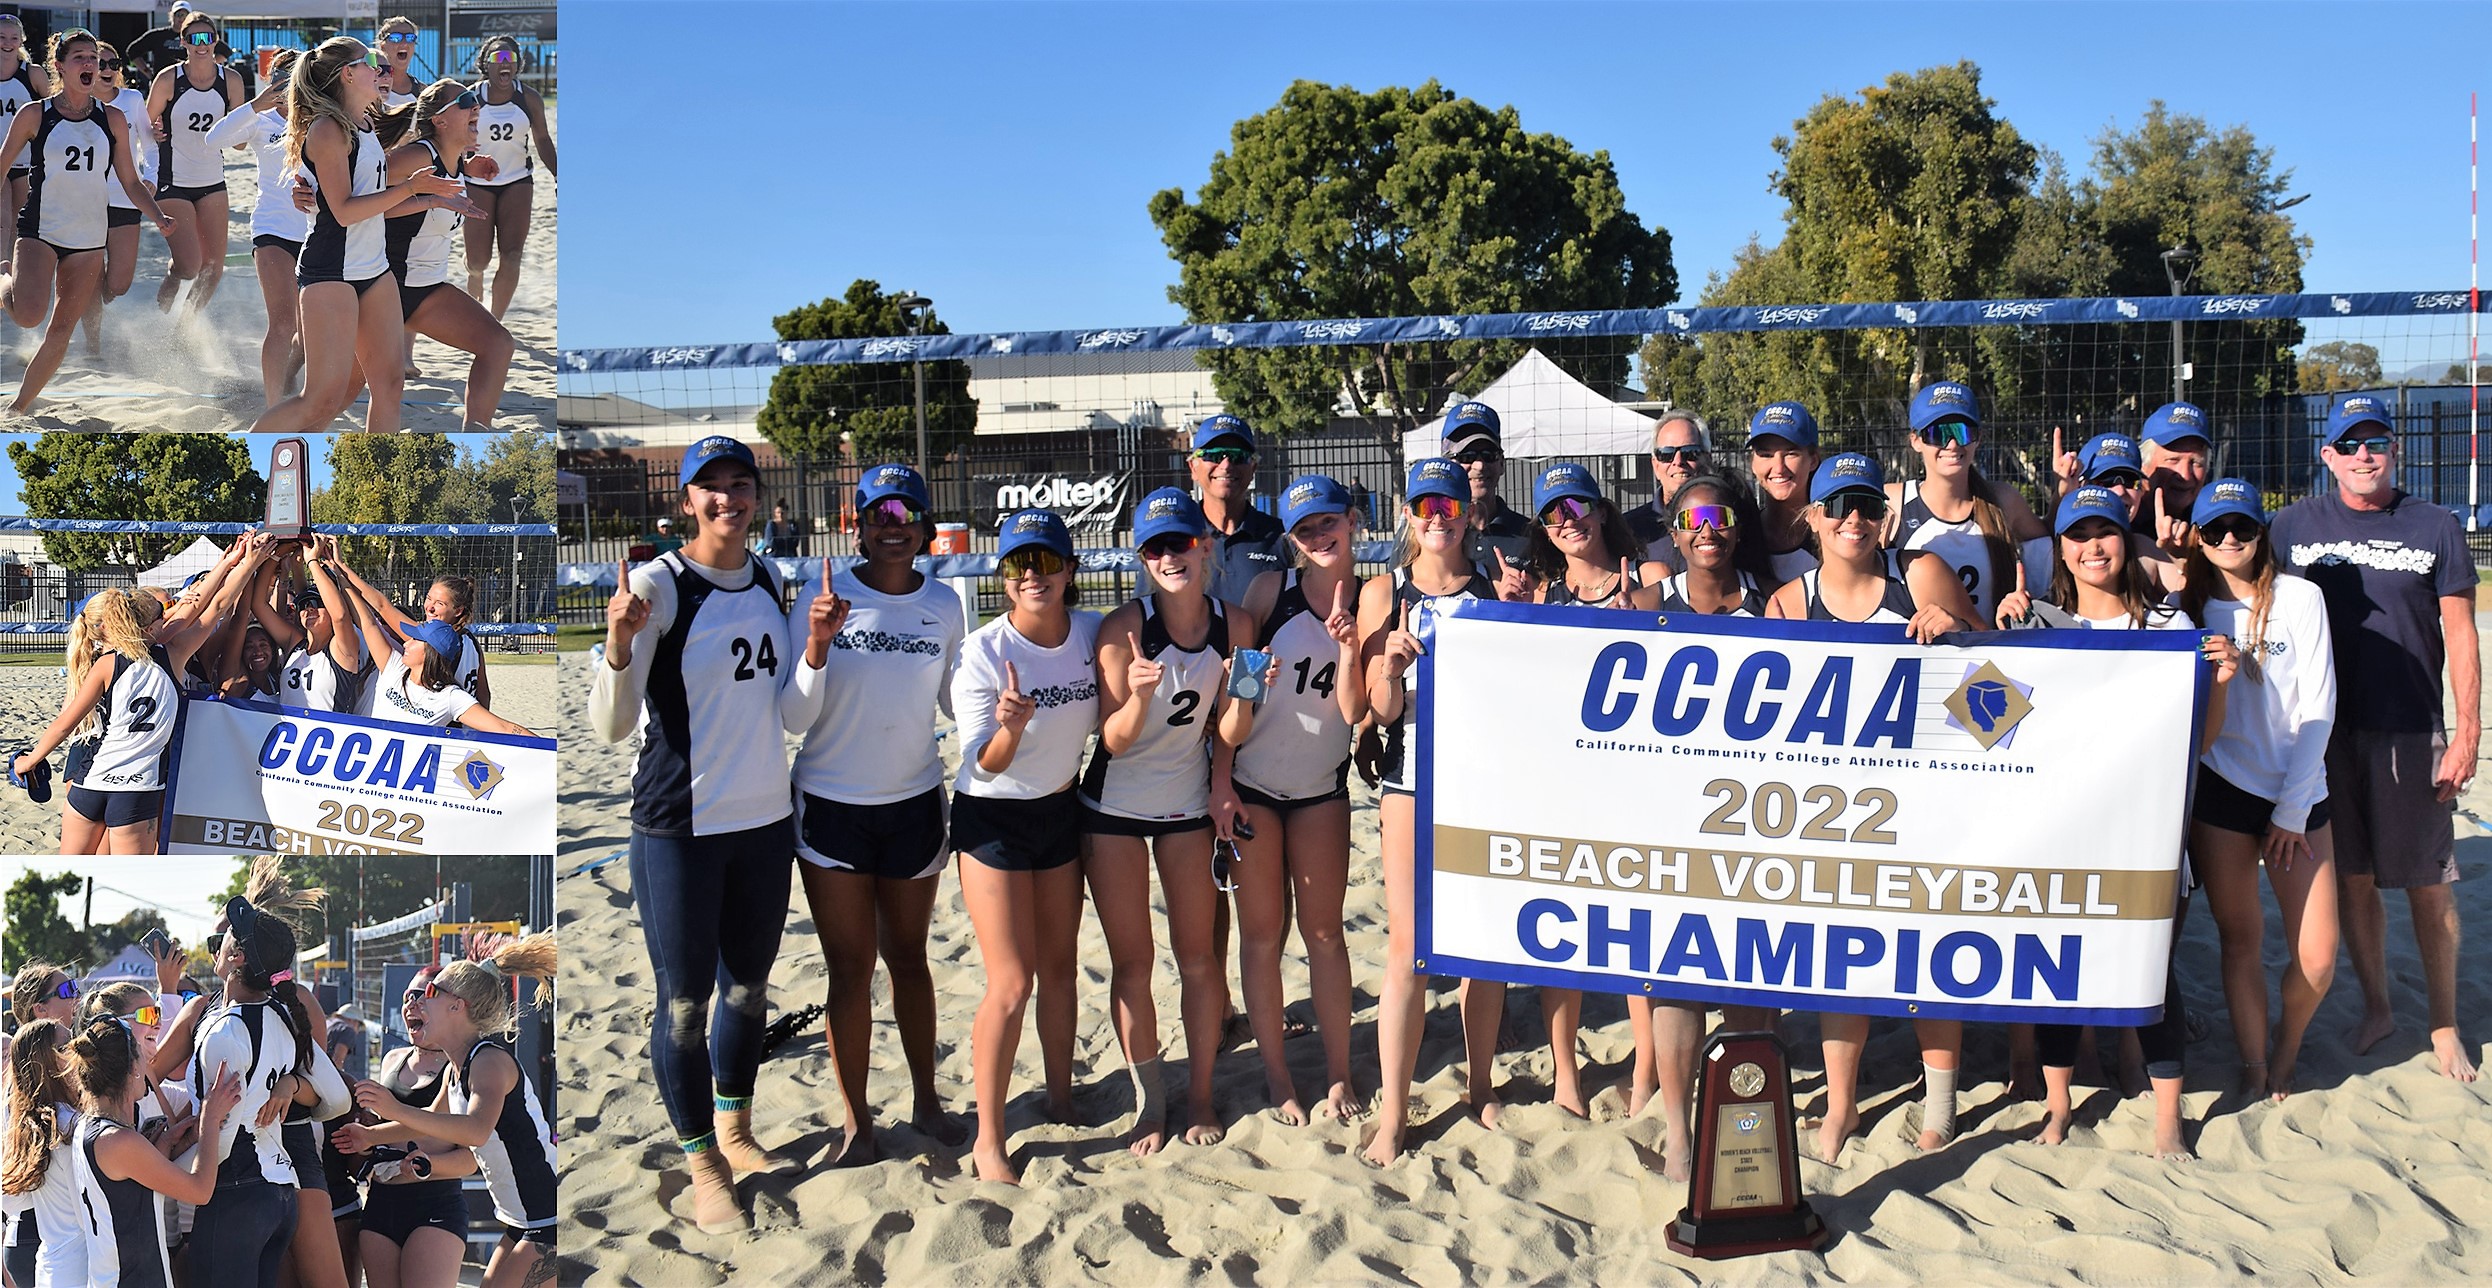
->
xmin=1227 ymin=649 xmax=1273 ymax=704
xmin=141 ymin=928 xmax=172 ymax=959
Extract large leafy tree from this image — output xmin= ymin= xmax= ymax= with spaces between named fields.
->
xmin=3 ymin=869 xmax=87 ymax=972
xmin=315 ymin=434 xmax=463 ymax=575
xmin=2300 ymin=341 xmax=2384 ymax=393
xmin=1152 ymin=80 xmax=1675 ymax=452
xmin=756 ymin=279 xmax=977 ymax=463
xmin=8 ymin=434 xmax=262 ymax=570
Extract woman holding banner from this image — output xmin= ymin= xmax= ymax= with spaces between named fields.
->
xmin=339 ymin=580 xmax=534 ymax=737
xmin=1233 ymin=475 xmax=1368 ymax=1128
xmin=2178 ymin=479 xmax=2339 ymax=1104
xmin=1360 ymin=458 xmax=1507 ymax=1167
xmin=1084 ymin=488 xmax=1271 ymax=1152
xmin=779 ymin=463 xmax=971 ymax=1165
xmin=2029 ymin=485 xmax=2239 ymax=1156
xmin=947 ymin=508 xmax=1099 ymax=1185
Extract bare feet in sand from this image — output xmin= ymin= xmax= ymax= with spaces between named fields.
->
xmin=2009 ymin=1057 xmax=2042 ymax=1103
xmin=2235 ymin=1061 xmax=2270 ymax=1106
xmin=827 ymin=1123 xmax=880 ymax=1168
xmin=2431 ymin=1027 xmax=2480 ymax=1082
xmin=1044 ymin=1092 xmax=1078 ymax=1125
xmin=1552 ymin=1084 xmax=1588 ymax=1119
xmin=1316 ymin=1081 xmax=1365 ymax=1122
xmin=2351 ymin=1009 xmax=2397 ymax=1057
xmin=1358 ymin=1114 xmax=1405 ymax=1168
xmin=971 ymin=1138 xmax=1019 ymax=1185
xmin=2039 ymin=1105 xmax=2073 ymax=1146
xmin=1266 ymin=1083 xmax=1309 ymax=1127
xmin=1915 ymin=1126 xmax=1955 ymax=1152
xmin=1627 ymin=1077 xmax=1654 ymax=1119
xmin=1660 ymin=1132 xmax=1693 ymax=1183
xmin=1184 ymin=1118 xmax=1226 ymax=1147
xmin=1473 ymin=1096 xmax=1504 ymax=1131
xmin=911 ymin=1098 xmax=969 ymax=1147
xmin=1807 ymin=1109 xmax=1860 ymax=1163
xmin=2149 ymin=1122 xmax=2192 ymax=1161
xmin=1126 ymin=1115 xmax=1168 ymax=1158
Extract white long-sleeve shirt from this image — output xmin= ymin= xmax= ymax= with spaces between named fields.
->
xmin=2198 ymin=575 xmax=2337 ymax=832
xmin=780 ymin=569 xmax=964 ymax=805
xmin=949 ymin=610 xmax=1101 ymax=799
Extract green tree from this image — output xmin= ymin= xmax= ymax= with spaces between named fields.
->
xmin=756 ymin=280 xmax=977 ymax=463
xmin=215 ymin=857 xmax=536 ymax=960
xmin=1152 ymin=80 xmax=1675 ymax=453
xmin=3 ymin=869 xmax=87 ymax=972
xmin=314 ymin=434 xmax=463 ymax=577
xmin=87 ymin=907 xmax=169 ymax=967
xmin=6 ymin=434 xmax=262 ymax=570
xmin=2299 ymin=341 xmax=2384 ymax=392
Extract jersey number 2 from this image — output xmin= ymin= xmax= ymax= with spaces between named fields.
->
xmin=1165 ymin=690 xmax=1200 ymax=727
xmin=728 ymin=635 xmax=777 ymax=681
xmin=128 ymin=695 xmax=158 ymax=733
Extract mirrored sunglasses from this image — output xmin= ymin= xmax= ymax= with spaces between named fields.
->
xmin=487 ymin=48 xmax=518 ymax=63
xmin=127 ymin=1005 xmax=162 ymax=1027
xmin=1451 ymin=449 xmax=1502 ymax=467
xmin=1652 ymin=445 xmax=1707 ymax=465
xmin=1539 ymin=496 xmax=1593 ymax=526
xmin=998 ymin=549 xmax=1068 ymax=580
xmin=1674 ymin=504 xmax=1738 ymax=533
xmin=1140 ymin=533 xmax=1201 ymax=559
xmin=1411 ymin=494 xmax=1466 ymax=522
xmin=1822 ymin=493 xmax=1888 ymax=523
xmin=2329 ymin=435 xmax=2395 ymax=457
xmin=861 ymin=498 xmax=924 ymax=528
xmin=381 ymin=31 xmax=420 ymax=44
xmin=1915 ymin=421 xmax=1977 ymax=448
xmin=186 ymin=31 xmax=217 ymax=46
xmin=2200 ymin=517 xmax=2264 ymax=546
xmin=1193 ymin=446 xmax=1252 ymax=466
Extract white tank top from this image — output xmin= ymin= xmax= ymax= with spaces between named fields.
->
xmin=21 ymin=99 xmax=114 ymax=252
xmin=244 ymin=107 xmax=306 ymax=240
xmin=388 ymin=139 xmax=461 ymax=288
xmin=1233 ymin=571 xmax=1356 ymax=801
xmin=104 ymin=90 xmax=155 ymax=211
xmin=1080 ymin=597 xmax=1230 ymax=821
xmin=278 ymin=644 xmax=359 ymax=712
xmin=159 ymin=65 xmax=229 ymax=188
xmin=298 ymin=124 xmax=386 ymax=281
xmin=80 ymin=646 xmax=178 ymax=792
xmin=1896 ymin=479 xmax=2011 ymax=626
xmin=629 ymin=550 xmax=795 ymax=837
xmin=0 ymin=60 xmax=35 ymax=167
xmin=29 ymin=1106 xmax=84 ymax=1288
xmin=470 ymin=89 xmax=530 ymax=186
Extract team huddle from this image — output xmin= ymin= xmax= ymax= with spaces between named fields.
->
xmin=1 ymin=858 xmax=559 ymax=1288
xmin=9 ymin=529 xmax=536 ymax=855
xmin=597 ymin=382 xmax=2478 ymax=1225
xmin=0 ymin=8 xmax=550 ymax=428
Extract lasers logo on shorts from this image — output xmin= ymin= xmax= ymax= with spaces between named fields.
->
xmin=2290 ymin=540 xmax=2438 ymax=576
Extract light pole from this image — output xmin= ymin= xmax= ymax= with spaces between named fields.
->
xmin=2158 ymin=246 xmax=2198 ymax=406
xmin=896 ymin=294 xmax=932 ymax=478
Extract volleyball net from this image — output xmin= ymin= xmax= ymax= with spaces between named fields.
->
xmin=556 ymin=290 xmax=2488 ymax=613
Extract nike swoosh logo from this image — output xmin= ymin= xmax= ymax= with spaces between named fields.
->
xmin=921 ymin=618 xmax=940 ymax=625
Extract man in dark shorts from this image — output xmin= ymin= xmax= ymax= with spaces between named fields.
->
xmin=1622 ymin=409 xmax=1711 ymax=573
xmin=2269 ymin=393 xmax=2481 ymax=1082
xmin=1189 ymin=413 xmax=1286 ymax=604
xmin=1440 ymin=401 xmax=1532 ymax=585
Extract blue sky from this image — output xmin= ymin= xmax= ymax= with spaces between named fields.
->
xmin=558 ymin=1 xmax=2484 ymax=353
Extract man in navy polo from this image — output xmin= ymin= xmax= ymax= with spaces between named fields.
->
xmin=2270 ymin=394 xmax=2481 ymax=1082
xmin=1441 ymin=401 xmax=1533 ymax=579
xmin=1188 ymin=413 xmax=1287 ymax=604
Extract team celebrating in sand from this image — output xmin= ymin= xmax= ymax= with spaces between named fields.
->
xmin=0 ymin=9 xmax=550 ymax=428
xmin=596 ymin=385 xmax=2479 ymax=1229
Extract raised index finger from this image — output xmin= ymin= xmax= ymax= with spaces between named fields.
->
xmin=1002 ymin=660 xmax=1019 ymax=692
xmin=616 ymin=557 xmax=629 ymax=592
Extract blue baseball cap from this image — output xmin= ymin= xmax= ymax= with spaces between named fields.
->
xmin=1406 ymin=457 xmax=1466 ymax=504
xmin=1747 ymin=401 xmax=1819 ymax=449
xmin=679 ymin=435 xmax=758 ymax=487
xmin=2054 ymin=485 xmax=2130 ymax=534
xmin=2327 ymin=393 xmax=2395 ymax=441
xmin=402 ymin=619 xmax=462 ymax=663
xmin=996 ymin=508 xmax=1074 ymax=559
xmin=2191 ymin=477 xmax=2266 ymax=528
xmin=1131 ymin=486 xmax=1208 ymax=547
xmin=1279 ymin=474 xmax=1354 ymax=530
xmin=2141 ymin=401 xmax=2211 ymax=449
xmin=1190 ymin=413 xmax=1256 ymax=452
xmin=1443 ymin=401 xmax=1502 ymax=455
xmin=1809 ymin=452 xmax=1885 ymax=503
xmin=2078 ymin=432 xmax=2144 ymax=482
xmin=1908 ymin=381 xmax=1980 ymax=432
xmin=1530 ymin=462 xmax=1603 ymax=515
xmin=855 ymin=462 xmax=930 ymax=511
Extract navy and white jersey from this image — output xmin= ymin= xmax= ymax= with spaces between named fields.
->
xmin=298 ymin=124 xmax=386 ymax=281
xmin=18 ymin=99 xmax=116 ymax=252
xmin=104 ymin=89 xmax=155 ymax=212
xmin=1766 ymin=544 xmax=1819 ymax=586
xmin=157 ymin=65 xmax=230 ymax=188
xmin=453 ymin=631 xmax=485 ymax=698
xmin=79 ymin=646 xmax=178 ymax=793
xmin=448 ymin=1038 xmax=554 ymax=1231
xmin=470 ymin=89 xmax=531 ymax=186
xmin=950 ymin=610 xmax=1102 ymax=800
xmin=364 ymin=651 xmax=479 ymax=728
xmin=1799 ymin=567 xmax=1917 ymax=624
xmin=1080 ymin=598 xmax=1232 ymax=821
xmin=383 ymin=139 xmax=462 ymax=288
xmin=1659 ymin=570 xmax=1769 ymax=617
xmin=0 ymin=61 xmax=35 ymax=168
xmin=1379 ymin=565 xmax=1495 ymax=794
xmin=1895 ymin=480 xmax=2013 ymax=627
xmin=194 ymin=1000 xmax=342 ymax=1188
xmin=1233 ymin=571 xmax=1355 ymax=802
xmin=73 ymin=1116 xmax=171 ymax=1288
xmin=784 ymin=567 xmax=965 ymax=805
xmin=620 ymin=550 xmax=796 ymax=837
xmin=278 ymin=644 xmax=364 ymax=714
xmin=29 ymin=1104 xmax=84 ymax=1288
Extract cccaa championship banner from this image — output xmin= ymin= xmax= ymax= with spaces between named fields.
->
xmin=162 ymin=697 xmax=556 ymax=855
xmin=1416 ymin=601 xmax=2208 ymax=1025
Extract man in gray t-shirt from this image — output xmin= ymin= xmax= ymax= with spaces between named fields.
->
xmin=2268 ymin=393 xmax=2480 ymax=1082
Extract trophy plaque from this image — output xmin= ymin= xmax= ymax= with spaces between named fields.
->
xmin=1666 ymin=1030 xmax=1825 ymax=1259
xmin=266 ymin=437 xmax=311 ymax=542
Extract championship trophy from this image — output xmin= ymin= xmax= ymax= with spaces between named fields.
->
xmin=265 ymin=437 xmax=311 ymax=543
xmin=1666 ymin=1030 xmax=1826 ymax=1258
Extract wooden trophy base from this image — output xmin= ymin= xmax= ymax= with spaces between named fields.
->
xmin=1666 ymin=1203 xmax=1826 ymax=1259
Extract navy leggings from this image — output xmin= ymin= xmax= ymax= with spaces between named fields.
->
xmin=629 ymin=817 xmax=796 ymax=1141
xmin=188 ymin=1178 xmax=299 ymax=1288
xmin=2038 ymin=890 xmax=2191 ymax=1081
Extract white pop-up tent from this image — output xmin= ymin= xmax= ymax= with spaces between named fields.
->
xmin=1403 ymin=347 xmax=1657 ymax=460
xmin=134 ymin=536 xmax=228 ymax=589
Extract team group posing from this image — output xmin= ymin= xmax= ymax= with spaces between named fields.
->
xmin=2 ymin=858 xmax=560 ymax=1288
xmin=9 ymin=528 xmax=537 ymax=854
xmin=597 ymin=383 xmax=2478 ymax=1229
xmin=0 ymin=7 xmax=550 ymax=428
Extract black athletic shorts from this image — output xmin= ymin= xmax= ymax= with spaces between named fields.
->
xmin=323 ymin=1125 xmax=360 ymax=1216
xmin=1079 ymin=805 xmax=1210 ymax=838
xmin=66 ymin=785 xmax=162 ymax=827
xmin=2192 ymin=762 xmax=2331 ymax=838
xmin=107 ymin=207 xmax=138 ymax=228
xmin=281 ymin=1121 xmax=323 ymax=1196
xmin=157 ymin=181 xmax=226 ymax=204
xmin=797 ymin=785 xmax=948 ymax=880
xmin=1235 ymin=762 xmax=1351 ymax=814
xmin=297 ymin=269 xmax=390 ymax=295
xmin=501 ymin=1222 xmax=554 ymax=1247
xmin=950 ymin=787 xmax=1081 ymax=872
xmin=359 ymin=1178 xmax=465 ymax=1245
xmin=398 ymin=279 xmax=445 ymax=320
xmin=252 ymin=233 xmax=303 ymax=259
